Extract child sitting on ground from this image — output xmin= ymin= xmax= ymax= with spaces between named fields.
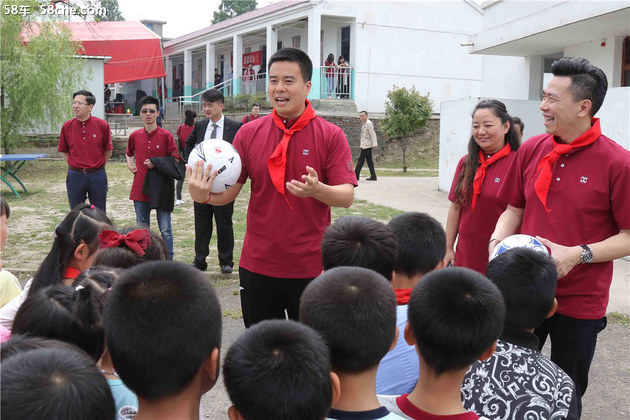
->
xmin=377 ymin=212 xmax=447 ymax=395
xmin=462 ymin=248 xmax=578 ymax=419
xmin=1 ymin=345 xmax=115 ymax=420
xmin=301 ymin=266 xmax=403 ymax=419
xmin=223 ymin=319 xmax=339 ymax=420
xmin=104 ymin=261 xmax=222 ymax=420
xmin=379 ymin=267 xmax=503 ymax=420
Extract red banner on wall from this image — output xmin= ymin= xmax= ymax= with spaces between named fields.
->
xmin=243 ymin=51 xmax=262 ymax=66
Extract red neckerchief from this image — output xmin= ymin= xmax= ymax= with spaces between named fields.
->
xmin=471 ymin=143 xmax=512 ymax=210
xmin=267 ymin=100 xmax=317 ymax=209
xmin=64 ymin=267 xmax=82 ymax=280
xmin=394 ymin=288 xmax=412 ymax=305
xmin=533 ymin=118 xmax=601 ymax=213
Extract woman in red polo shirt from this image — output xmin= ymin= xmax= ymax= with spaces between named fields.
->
xmin=175 ymin=110 xmax=196 ymax=205
xmin=445 ymin=99 xmax=521 ymax=274
xmin=324 ymin=53 xmax=336 ymax=98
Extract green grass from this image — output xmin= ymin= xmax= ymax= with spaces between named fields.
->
xmin=1 ymin=159 xmax=414 ymax=277
xmin=607 ymin=312 xmax=630 ymax=327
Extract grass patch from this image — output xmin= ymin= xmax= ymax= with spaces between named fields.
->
xmin=607 ymin=312 xmax=630 ymax=327
xmin=223 ymin=309 xmax=243 ymax=320
xmin=1 ymin=159 xmax=412 ymax=273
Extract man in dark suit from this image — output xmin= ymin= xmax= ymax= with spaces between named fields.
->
xmin=185 ymin=89 xmax=242 ymax=273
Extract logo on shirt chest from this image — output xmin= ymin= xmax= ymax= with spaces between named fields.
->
xmin=580 ymin=176 xmax=588 ymax=184
xmin=494 ymin=177 xmax=501 ymax=183
xmin=302 ymin=149 xmax=309 ymax=156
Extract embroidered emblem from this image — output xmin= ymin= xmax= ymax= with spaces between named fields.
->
xmin=303 ymin=149 xmax=309 ymax=155
xmin=93 ymin=134 xmax=96 ymax=138
xmin=494 ymin=177 xmax=500 ymax=183
xmin=346 ymin=161 xmax=353 ymax=172
xmin=156 ymin=145 xmax=160 ymax=149
xmin=580 ymin=176 xmax=588 ymax=184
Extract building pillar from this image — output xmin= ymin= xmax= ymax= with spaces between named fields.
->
xmin=232 ymin=34 xmax=242 ymax=95
xmin=184 ymin=49 xmax=192 ymax=97
xmin=206 ymin=43 xmax=215 ymax=89
xmin=307 ymin=10 xmax=322 ymax=99
xmin=165 ymin=56 xmax=173 ymax=98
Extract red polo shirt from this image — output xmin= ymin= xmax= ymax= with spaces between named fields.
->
xmin=176 ymin=124 xmax=194 ymax=150
xmin=241 ymin=113 xmax=261 ymax=124
xmin=233 ymin=114 xmax=357 ymax=279
xmin=126 ymin=127 xmax=179 ymax=202
xmin=498 ymin=128 xmax=630 ymax=319
xmin=58 ymin=116 xmax=113 ymax=169
xmin=448 ymin=150 xmax=516 ymax=274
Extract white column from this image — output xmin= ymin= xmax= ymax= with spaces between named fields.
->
xmin=206 ymin=43 xmax=215 ymax=89
xmin=165 ymin=56 xmax=173 ymax=97
xmin=307 ymin=11 xmax=322 ymax=99
xmin=233 ymin=34 xmax=243 ymax=95
xmin=266 ymin=24 xmax=277 ymax=66
xmin=184 ymin=49 xmax=192 ymax=97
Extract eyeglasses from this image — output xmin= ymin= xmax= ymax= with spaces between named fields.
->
xmin=140 ymin=109 xmax=157 ymax=114
xmin=72 ymin=102 xmax=88 ymax=106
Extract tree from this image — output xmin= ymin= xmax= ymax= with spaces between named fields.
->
xmin=380 ymin=86 xmax=433 ymax=172
xmin=95 ymin=0 xmax=125 ymax=22
xmin=1 ymin=0 xmax=86 ymax=153
xmin=212 ymin=0 xmax=257 ymax=24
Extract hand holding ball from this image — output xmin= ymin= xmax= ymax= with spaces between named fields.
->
xmin=490 ymin=234 xmax=550 ymax=260
xmin=187 ymin=140 xmax=242 ymax=193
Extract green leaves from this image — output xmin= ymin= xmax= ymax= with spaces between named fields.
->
xmin=212 ymin=0 xmax=257 ymax=24
xmin=381 ymin=86 xmax=433 ymax=140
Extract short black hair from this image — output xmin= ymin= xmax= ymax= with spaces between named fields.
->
xmin=13 ymin=284 xmax=106 ymax=361
xmin=300 ymin=266 xmax=397 ymax=373
xmin=224 ymin=320 xmax=333 ymax=420
xmin=104 ymin=261 xmax=222 ymax=401
xmin=321 ymin=216 xmax=397 ymax=281
xmin=252 ymin=102 xmax=260 ymax=108
xmin=360 ymin=110 xmax=368 ymax=116
xmin=268 ymin=47 xmax=313 ymax=82
xmin=388 ymin=212 xmax=446 ymax=277
xmin=1 ymin=347 xmax=115 ymax=420
xmin=486 ymin=248 xmax=557 ymax=331
xmin=73 ymin=90 xmax=96 ymax=105
xmin=202 ymin=88 xmax=224 ymax=104
xmin=1 ymin=334 xmax=88 ymax=361
xmin=0 ymin=197 xmax=9 ymax=218
xmin=512 ymin=116 xmax=524 ymax=133
xmin=551 ymin=56 xmax=608 ymax=116
xmin=72 ymin=266 xmax=122 ymax=292
xmin=408 ymin=267 xmax=505 ymax=375
xmin=138 ymin=95 xmax=159 ymax=109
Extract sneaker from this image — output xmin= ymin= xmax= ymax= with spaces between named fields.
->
xmin=220 ymin=264 xmax=233 ymax=274
xmin=366 ymin=177 xmax=377 ymax=181
xmin=175 ymin=199 xmax=184 ymax=205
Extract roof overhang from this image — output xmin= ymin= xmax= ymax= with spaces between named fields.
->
xmin=470 ymin=3 xmax=630 ymax=56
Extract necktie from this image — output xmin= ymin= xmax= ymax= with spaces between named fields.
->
xmin=533 ymin=118 xmax=601 ymax=213
xmin=470 ymin=143 xmax=512 ymax=210
xmin=210 ymin=123 xmax=218 ymax=139
xmin=267 ymin=100 xmax=317 ymax=209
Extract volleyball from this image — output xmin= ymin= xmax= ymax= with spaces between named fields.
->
xmin=187 ymin=139 xmax=242 ymax=193
xmin=490 ymin=234 xmax=549 ymax=260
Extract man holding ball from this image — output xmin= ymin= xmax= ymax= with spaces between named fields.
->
xmin=490 ymin=57 xmax=630 ymax=415
xmin=188 ymin=48 xmax=356 ymax=327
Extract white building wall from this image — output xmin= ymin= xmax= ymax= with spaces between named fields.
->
xmin=599 ymin=88 xmax=630 ymax=151
xmin=481 ymin=55 xmax=530 ymax=99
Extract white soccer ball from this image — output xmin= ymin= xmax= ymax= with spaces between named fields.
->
xmin=489 ymin=234 xmax=549 ymax=261
xmin=187 ymin=139 xmax=242 ymax=193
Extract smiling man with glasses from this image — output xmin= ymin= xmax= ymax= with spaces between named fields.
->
xmin=57 ymin=90 xmax=113 ymax=212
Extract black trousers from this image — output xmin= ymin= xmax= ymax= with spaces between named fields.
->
xmin=534 ymin=313 xmax=607 ymax=416
xmin=355 ymin=148 xmax=376 ymax=179
xmin=175 ymin=160 xmax=186 ymax=200
xmin=193 ymin=201 xmax=234 ymax=268
xmin=239 ymin=267 xmax=314 ymax=328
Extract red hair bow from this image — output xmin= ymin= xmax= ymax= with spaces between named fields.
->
xmin=98 ymin=229 xmax=151 ymax=256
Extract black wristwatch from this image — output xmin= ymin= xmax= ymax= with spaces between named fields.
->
xmin=579 ymin=244 xmax=593 ymax=264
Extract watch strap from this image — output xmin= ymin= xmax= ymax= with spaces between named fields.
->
xmin=579 ymin=244 xmax=593 ymax=264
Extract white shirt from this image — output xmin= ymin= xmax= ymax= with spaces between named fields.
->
xmin=203 ymin=115 xmax=224 ymax=141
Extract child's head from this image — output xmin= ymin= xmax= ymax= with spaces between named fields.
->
xmin=388 ymin=212 xmax=446 ymax=278
xmin=1 ymin=197 xmax=10 ymax=251
xmin=93 ymin=226 xmax=168 ymax=268
xmin=30 ymin=204 xmax=112 ymax=296
xmin=71 ymin=266 xmax=122 ymax=292
xmin=1 ymin=347 xmax=115 ymax=420
xmin=486 ymin=248 xmax=558 ymax=331
xmin=224 ymin=320 xmax=335 ymax=420
xmin=104 ymin=261 xmax=222 ymax=402
xmin=407 ymin=267 xmax=505 ymax=375
xmin=1 ymin=334 xmax=85 ymax=360
xmin=321 ymin=216 xmax=398 ymax=281
xmin=300 ymin=266 xmax=397 ymax=373
xmin=12 ymin=283 xmax=106 ymax=361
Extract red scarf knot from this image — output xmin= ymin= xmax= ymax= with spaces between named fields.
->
xmin=267 ymin=100 xmax=318 ymax=209
xmin=98 ymin=229 xmax=151 ymax=256
xmin=394 ymin=288 xmax=412 ymax=305
xmin=533 ymin=118 xmax=601 ymax=213
xmin=471 ymin=143 xmax=512 ymax=210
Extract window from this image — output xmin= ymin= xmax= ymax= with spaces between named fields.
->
xmin=292 ymin=35 xmax=301 ymax=49
xmin=341 ymin=26 xmax=350 ymax=63
xmin=277 ymin=41 xmax=283 ymax=50
xmin=623 ymin=37 xmax=630 ymax=87
xmin=245 ymin=46 xmax=251 ymax=54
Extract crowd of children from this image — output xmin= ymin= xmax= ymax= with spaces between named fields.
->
xmin=0 ymin=192 xmax=580 ymax=419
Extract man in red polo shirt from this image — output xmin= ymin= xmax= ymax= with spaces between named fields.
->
xmin=58 ymin=90 xmax=113 ymax=212
xmin=241 ymin=103 xmax=261 ymax=124
xmin=490 ymin=57 xmax=630 ymax=415
xmin=188 ymin=48 xmax=357 ymax=327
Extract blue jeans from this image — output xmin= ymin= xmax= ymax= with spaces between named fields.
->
xmin=66 ymin=168 xmax=108 ymax=212
xmin=133 ymin=201 xmax=173 ymax=259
